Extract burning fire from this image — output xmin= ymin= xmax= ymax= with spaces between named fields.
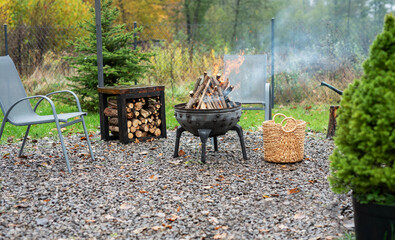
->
xmin=185 ymin=52 xmax=246 ymax=110
xmin=222 ymin=51 xmax=245 ymax=81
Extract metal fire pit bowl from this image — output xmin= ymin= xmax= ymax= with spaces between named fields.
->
xmin=173 ymin=102 xmax=248 ymax=163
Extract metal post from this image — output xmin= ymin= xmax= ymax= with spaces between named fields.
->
xmin=133 ymin=21 xmax=137 ymax=50
xmin=271 ymin=18 xmax=275 ymax=108
xmin=4 ymin=24 xmax=8 ymax=56
xmin=95 ymin=0 xmax=104 ymax=87
xmin=133 ymin=21 xmax=137 ymax=85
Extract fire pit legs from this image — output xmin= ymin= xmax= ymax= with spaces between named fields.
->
xmin=173 ymin=124 xmax=248 ymax=163
xmin=198 ymin=129 xmax=211 ymax=164
xmin=231 ymin=124 xmax=248 ymax=160
xmin=213 ymin=136 xmax=218 ymax=151
xmin=173 ymin=126 xmax=186 ymax=158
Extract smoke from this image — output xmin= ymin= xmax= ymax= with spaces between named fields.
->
xmin=248 ymin=3 xmax=370 ymax=75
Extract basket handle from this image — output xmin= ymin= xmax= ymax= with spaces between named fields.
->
xmin=273 ymin=113 xmax=287 ymax=122
xmin=281 ymin=117 xmax=297 ymax=133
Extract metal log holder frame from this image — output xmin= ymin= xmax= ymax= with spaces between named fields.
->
xmin=98 ymin=85 xmax=166 ymax=144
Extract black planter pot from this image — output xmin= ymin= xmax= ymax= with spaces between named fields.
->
xmin=353 ymin=196 xmax=395 ymax=240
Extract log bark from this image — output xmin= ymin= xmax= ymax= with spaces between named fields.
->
xmin=186 ymin=74 xmax=210 ymax=109
xmin=327 ymin=105 xmax=340 ymax=139
xmin=109 ymin=125 xmax=119 ymax=132
xmin=108 ymin=99 xmax=118 ymax=108
xmin=197 ymin=77 xmax=213 ymax=109
xmin=103 ymin=107 xmax=118 ymax=117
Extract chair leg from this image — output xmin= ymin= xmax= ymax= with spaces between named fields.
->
xmin=81 ymin=116 xmax=94 ymax=160
xmin=55 ymin=120 xmax=72 ymax=173
xmin=18 ymin=125 xmax=31 ymax=157
xmin=0 ymin=120 xmax=6 ymax=142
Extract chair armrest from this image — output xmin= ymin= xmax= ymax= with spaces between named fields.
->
xmin=4 ymin=95 xmax=58 ymax=121
xmin=34 ymin=90 xmax=82 ymax=112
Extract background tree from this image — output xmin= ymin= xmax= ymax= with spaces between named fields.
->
xmin=66 ymin=0 xmax=152 ymax=112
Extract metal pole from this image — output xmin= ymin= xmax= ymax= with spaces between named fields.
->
xmin=95 ymin=0 xmax=104 ymax=87
xmin=4 ymin=24 xmax=8 ymax=56
xmin=133 ymin=21 xmax=137 ymax=85
xmin=133 ymin=21 xmax=137 ymax=50
xmin=271 ymin=18 xmax=275 ymax=108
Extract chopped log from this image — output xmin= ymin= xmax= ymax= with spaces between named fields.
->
xmin=109 ymin=125 xmax=119 ymax=132
xmin=138 ymin=116 xmax=148 ymax=124
xmin=212 ymin=76 xmax=227 ymax=108
xmin=108 ymin=118 xmax=132 ymax=127
xmin=197 ymin=78 xmax=213 ymax=109
xmin=186 ymin=74 xmax=210 ymax=109
xmin=154 ymin=102 xmax=161 ymax=110
xmin=108 ymin=99 xmax=118 ymax=108
xmin=192 ymin=77 xmax=202 ymax=93
xmin=128 ymin=133 xmax=134 ymax=139
xmin=130 ymin=126 xmax=137 ymax=133
xmin=155 ymin=119 xmax=162 ymax=127
xmin=134 ymin=102 xmax=144 ymax=111
xmin=133 ymin=110 xmax=140 ymax=118
xmin=104 ymin=107 xmax=118 ymax=117
xmin=154 ymin=128 xmax=161 ymax=137
xmin=127 ymin=112 xmax=134 ymax=119
xmin=147 ymin=105 xmax=156 ymax=113
xmin=141 ymin=124 xmax=150 ymax=132
xmin=149 ymin=126 xmax=156 ymax=134
xmin=109 ymin=117 xmax=118 ymax=125
xmin=135 ymin=130 xmax=143 ymax=138
xmin=132 ymin=119 xmax=140 ymax=128
xmin=126 ymin=102 xmax=134 ymax=109
xmin=140 ymin=109 xmax=150 ymax=118
xmin=327 ymin=106 xmax=340 ymax=139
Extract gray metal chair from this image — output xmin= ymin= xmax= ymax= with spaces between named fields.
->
xmin=224 ymin=54 xmax=272 ymax=120
xmin=0 ymin=55 xmax=94 ymax=173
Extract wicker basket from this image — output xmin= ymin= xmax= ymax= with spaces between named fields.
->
xmin=262 ymin=113 xmax=306 ymax=163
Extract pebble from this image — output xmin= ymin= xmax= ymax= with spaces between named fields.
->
xmin=0 ymin=130 xmax=354 ymax=239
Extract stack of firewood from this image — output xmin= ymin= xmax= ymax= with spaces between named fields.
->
xmin=186 ymin=72 xmax=235 ymax=109
xmin=103 ymin=97 xmax=162 ymax=139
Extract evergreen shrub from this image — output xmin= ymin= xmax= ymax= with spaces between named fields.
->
xmin=65 ymin=0 xmax=152 ymax=112
xmin=328 ymin=14 xmax=395 ymax=205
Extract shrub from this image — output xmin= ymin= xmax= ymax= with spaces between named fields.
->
xmin=328 ymin=14 xmax=395 ymax=205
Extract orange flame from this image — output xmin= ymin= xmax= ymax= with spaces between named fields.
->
xmin=222 ymin=51 xmax=245 ymax=81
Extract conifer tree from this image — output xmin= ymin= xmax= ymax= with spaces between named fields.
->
xmin=329 ymin=14 xmax=395 ymax=204
xmin=66 ymin=0 xmax=152 ymax=111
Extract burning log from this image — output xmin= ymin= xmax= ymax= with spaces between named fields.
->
xmin=185 ymin=72 xmax=235 ymax=109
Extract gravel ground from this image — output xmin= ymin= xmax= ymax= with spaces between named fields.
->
xmin=0 ymin=130 xmax=354 ymax=239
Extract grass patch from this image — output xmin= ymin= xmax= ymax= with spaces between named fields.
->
xmin=1 ymin=97 xmax=332 ymax=144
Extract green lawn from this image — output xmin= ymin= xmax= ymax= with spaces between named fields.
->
xmin=0 ymin=98 xmax=332 ymax=144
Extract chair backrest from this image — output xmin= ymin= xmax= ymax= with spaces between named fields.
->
xmin=0 ymin=55 xmax=34 ymax=122
xmin=224 ymin=54 xmax=268 ymax=105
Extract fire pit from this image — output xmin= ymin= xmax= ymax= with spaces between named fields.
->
xmin=173 ymin=102 xmax=247 ymax=163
